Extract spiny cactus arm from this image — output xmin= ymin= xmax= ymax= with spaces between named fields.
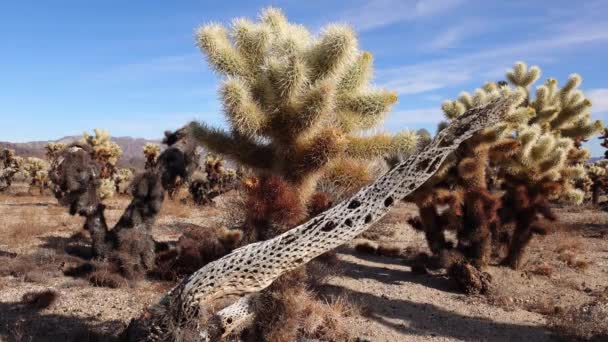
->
xmin=189 ymin=122 xmax=275 ymax=170
xmin=337 ymin=90 xmax=398 ymax=131
xmin=221 ymin=77 xmax=268 ymax=136
xmin=344 ymin=131 xmax=419 ymax=159
xmin=133 ymin=94 xmax=521 ymax=340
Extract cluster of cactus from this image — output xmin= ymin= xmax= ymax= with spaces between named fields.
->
xmin=580 ymin=128 xmax=608 ymax=206
xmin=22 ymin=157 xmax=50 ymax=195
xmin=189 ymin=7 xmax=420 ymax=205
xmin=189 ymin=153 xmax=237 ymax=205
xmin=408 ymin=62 xmax=603 ymax=272
xmin=0 ymin=148 xmax=22 ymax=192
xmin=44 ymin=142 xmax=67 ymax=165
xmin=49 ymin=129 xmax=200 ymax=282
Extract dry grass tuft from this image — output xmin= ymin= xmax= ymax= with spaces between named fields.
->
xmin=1 ymin=209 xmax=52 ymax=245
xmin=88 ymin=264 xmax=129 ymax=289
xmin=21 ymin=289 xmax=59 ymax=310
xmin=246 ymin=269 xmax=349 ymax=342
xmin=558 ymin=252 xmax=592 ymax=270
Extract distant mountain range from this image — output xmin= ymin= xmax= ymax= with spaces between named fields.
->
xmin=0 ymin=136 xmax=161 ymax=169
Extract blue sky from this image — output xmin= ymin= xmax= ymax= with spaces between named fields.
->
xmin=1 ymin=0 xmax=607 ymax=155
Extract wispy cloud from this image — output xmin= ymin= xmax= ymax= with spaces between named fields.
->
xmin=342 ymin=0 xmax=466 ymax=32
xmin=378 ymin=67 xmax=472 ymax=94
xmin=423 ymin=20 xmax=488 ymax=50
xmin=588 ymin=89 xmax=608 ymax=113
xmin=377 ymin=19 xmax=608 ymax=95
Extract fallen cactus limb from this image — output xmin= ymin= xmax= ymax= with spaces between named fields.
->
xmin=126 ymin=94 xmax=522 ymax=341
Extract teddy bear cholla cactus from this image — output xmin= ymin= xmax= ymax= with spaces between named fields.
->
xmin=22 ymin=157 xmax=50 ymax=195
xmin=44 ymin=142 xmax=67 ymax=165
xmin=0 ymin=149 xmax=22 ymax=192
xmin=82 ymin=129 xmax=122 ymax=179
xmin=113 ymin=167 xmax=134 ymax=194
xmin=189 ymin=153 xmax=237 ymax=205
xmin=409 ymin=62 xmax=602 ymax=273
xmin=190 ymin=7 xmax=418 ymax=204
xmin=143 ymin=143 xmax=161 ymax=169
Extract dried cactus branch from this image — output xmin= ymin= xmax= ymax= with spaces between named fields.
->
xmin=125 ymin=95 xmax=521 ymax=340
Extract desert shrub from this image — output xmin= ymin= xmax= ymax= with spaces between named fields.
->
xmin=407 ymin=62 xmax=603 ymax=274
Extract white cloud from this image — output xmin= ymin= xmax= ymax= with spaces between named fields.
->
xmin=588 ymin=89 xmax=608 ymax=113
xmin=426 ymin=28 xmax=464 ymax=50
xmin=342 ymin=0 xmax=466 ymax=32
xmin=377 ymin=20 xmax=608 ymax=95
xmin=378 ymin=68 xmax=471 ymax=94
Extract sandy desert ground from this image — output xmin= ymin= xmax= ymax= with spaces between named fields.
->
xmin=0 ymin=187 xmax=607 ymax=341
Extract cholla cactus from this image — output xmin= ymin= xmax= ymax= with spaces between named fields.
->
xmin=44 ymin=142 xmax=67 ymax=165
xmin=143 ymin=143 xmax=161 ymax=169
xmin=0 ymin=149 xmax=21 ymax=192
xmin=98 ymin=178 xmax=116 ymax=200
xmin=82 ymin=129 xmax=123 ymax=179
xmin=113 ymin=167 xmax=134 ymax=194
xmin=189 ymin=7 xmax=419 ymax=202
xmin=584 ymin=161 xmax=608 ymax=206
xmin=22 ymin=157 xmax=50 ymax=195
xmin=189 ymin=153 xmax=237 ymax=205
xmin=409 ymin=62 xmax=603 ymax=272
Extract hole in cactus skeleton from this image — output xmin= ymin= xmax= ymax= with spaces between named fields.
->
xmin=384 ymin=196 xmax=394 ymax=207
xmin=321 ymin=221 xmax=337 ymax=232
xmin=348 ymin=200 xmax=361 ymax=209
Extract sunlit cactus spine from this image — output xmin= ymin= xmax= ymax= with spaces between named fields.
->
xmin=409 ymin=62 xmax=603 ymax=273
xmin=143 ymin=143 xmax=161 ymax=170
xmin=189 ymin=7 xmax=419 ymax=204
